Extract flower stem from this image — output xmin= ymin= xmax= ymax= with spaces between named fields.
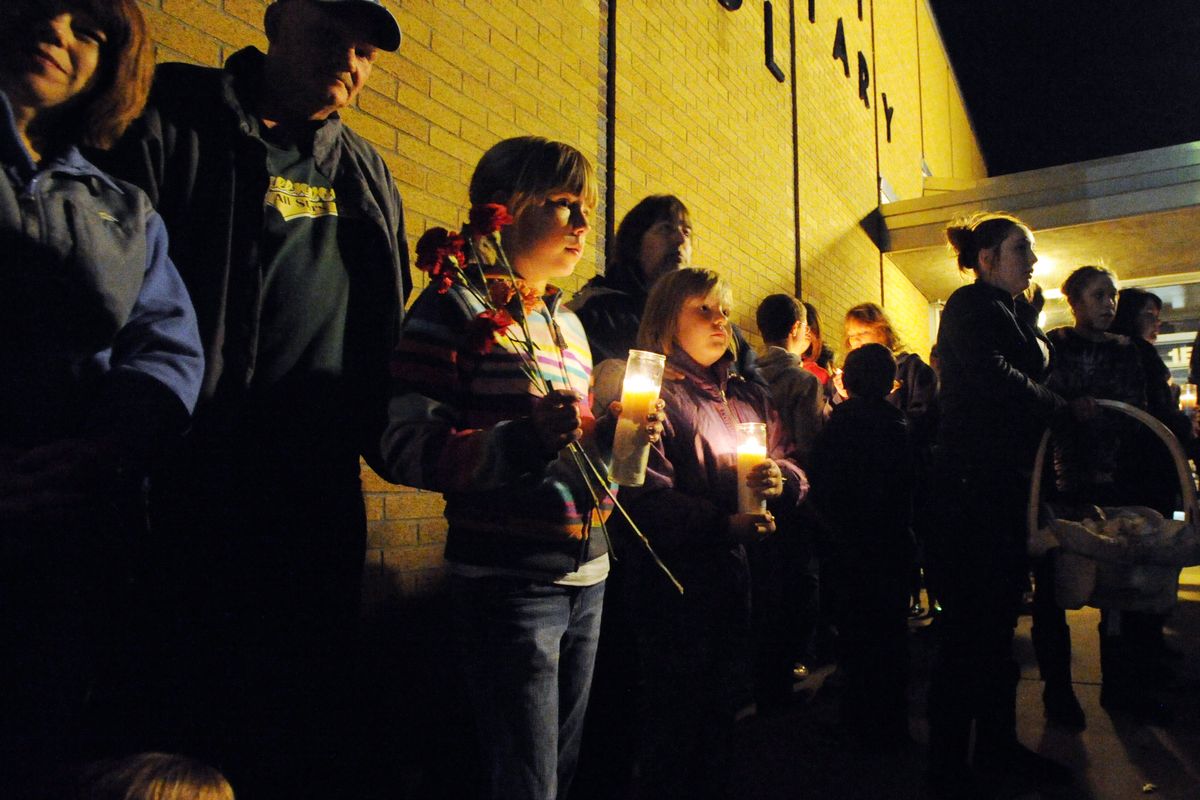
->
xmin=569 ymin=441 xmax=683 ymax=594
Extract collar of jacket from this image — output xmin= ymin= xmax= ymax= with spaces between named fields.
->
xmin=0 ymin=90 xmax=121 ymax=192
xmin=973 ymin=277 xmax=1019 ymax=309
xmin=221 ymin=47 xmax=347 ymax=179
xmin=667 ymin=347 xmax=736 ymax=398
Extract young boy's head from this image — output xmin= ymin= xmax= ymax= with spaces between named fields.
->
xmin=842 ymin=343 xmax=895 ymax=399
xmin=755 ymin=293 xmax=806 ymax=347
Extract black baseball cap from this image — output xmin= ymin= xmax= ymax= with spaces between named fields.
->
xmin=310 ymin=0 xmax=402 ymax=51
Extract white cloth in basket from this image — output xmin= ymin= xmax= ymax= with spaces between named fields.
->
xmin=1037 ymin=506 xmax=1200 ymax=611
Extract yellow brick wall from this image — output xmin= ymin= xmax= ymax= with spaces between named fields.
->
xmin=875 ymin=0 xmax=924 ymax=201
xmin=614 ymin=0 xmax=795 ymax=343
xmin=916 ymin=0 xmax=984 ymax=181
xmin=883 ymin=256 xmax=935 ymax=360
xmin=133 ymin=0 xmax=982 ymax=599
xmin=794 ymin=1 xmax=885 ymax=359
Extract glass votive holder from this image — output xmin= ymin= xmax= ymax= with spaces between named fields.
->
xmin=736 ymin=421 xmax=768 ymax=513
xmin=1181 ymin=383 xmax=1197 ymax=417
xmin=609 ymin=350 xmax=667 ymax=486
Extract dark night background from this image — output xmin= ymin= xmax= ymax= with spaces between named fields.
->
xmin=927 ymin=0 xmax=1200 ymax=176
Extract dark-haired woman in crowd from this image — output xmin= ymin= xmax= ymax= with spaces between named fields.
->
xmin=925 ymin=213 xmax=1088 ymax=796
xmin=0 ymin=0 xmax=203 ymax=792
xmin=570 ymin=194 xmax=762 ymax=391
xmin=1110 ymin=286 xmax=1197 ymax=510
xmin=1113 ymin=287 xmax=1162 ymax=344
xmin=1110 ymin=286 xmax=1194 ymax=713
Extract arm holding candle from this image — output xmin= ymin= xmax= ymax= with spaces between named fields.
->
xmin=609 ymin=351 xmax=669 ymax=485
xmin=619 ymin=374 xmax=807 ymax=553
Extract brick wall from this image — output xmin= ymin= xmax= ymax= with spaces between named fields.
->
xmin=133 ymin=0 xmax=984 ymax=600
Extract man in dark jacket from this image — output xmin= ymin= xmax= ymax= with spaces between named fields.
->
xmin=570 ymin=194 xmax=761 ymax=384
xmin=96 ymin=1 xmax=410 ymax=796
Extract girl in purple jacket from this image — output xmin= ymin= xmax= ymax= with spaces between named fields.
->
xmin=619 ymin=267 xmax=808 ymax=800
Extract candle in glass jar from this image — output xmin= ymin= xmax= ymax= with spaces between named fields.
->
xmin=610 ymin=351 xmax=666 ymax=486
xmin=736 ymin=422 xmax=768 ymax=513
xmin=1181 ymin=383 xmax=1197 ymax=414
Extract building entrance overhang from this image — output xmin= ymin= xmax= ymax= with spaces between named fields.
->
xmin=879 ymin=141 xmax=1200 ymax=303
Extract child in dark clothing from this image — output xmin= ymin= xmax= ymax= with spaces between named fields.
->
xmin=810 ymin=343 xmax=915 ymax=750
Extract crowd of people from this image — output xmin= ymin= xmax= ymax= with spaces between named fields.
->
xmin=1 ymin=1 xmax=1195 ymax=800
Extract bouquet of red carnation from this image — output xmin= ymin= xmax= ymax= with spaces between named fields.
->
xmin=411 ymin=204 xmax=681 ymax=592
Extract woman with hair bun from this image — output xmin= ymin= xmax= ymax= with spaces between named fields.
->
xmin=925 ymin=213 xmax=1091 ymax=796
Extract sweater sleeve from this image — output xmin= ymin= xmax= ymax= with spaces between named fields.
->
xmin=379 ymin=286 xmax=556 ymax=493
xmin=766 ymin=402 xmax=810 ymax=509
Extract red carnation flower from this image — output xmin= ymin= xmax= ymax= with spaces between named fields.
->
xmin=487 ymin=278 xmax=516 ymax=308
xmin=468 ymin=203 xmax=514 ymax=237
xmin=515 ymin=279 xmax=542 ymax=313
xmin=464 ymin=308 xmax=515 ymax=354
xmin=415 ymin=227 xmax=466 ymax=278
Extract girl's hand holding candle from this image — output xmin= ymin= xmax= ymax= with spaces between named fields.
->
xmin=736 ymin=422 xmax=770 ymax=513
xmin=610 ymin=350 xmax=667 ymax=486
xmin=728 ymin=510 xmax=777 ymax=542
xmin=745 ymin=460 xmax=785 ymax=500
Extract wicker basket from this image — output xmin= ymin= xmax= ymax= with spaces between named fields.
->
xmin=1027 ymin=399 xmax=1200 ymax=612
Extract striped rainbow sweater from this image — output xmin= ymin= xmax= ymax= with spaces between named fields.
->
xmin=382 ymin=277 xmax=613 ymax=577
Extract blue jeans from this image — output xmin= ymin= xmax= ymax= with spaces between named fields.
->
xmin=450 ymin=574 xmax=605 ymax=800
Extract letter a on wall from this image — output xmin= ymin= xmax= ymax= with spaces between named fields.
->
xmin=832 ymin=18 xmax=849 ymax=77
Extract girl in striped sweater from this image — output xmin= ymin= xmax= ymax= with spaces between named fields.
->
xmin=383 ymin=136 xmax=658 ymax=800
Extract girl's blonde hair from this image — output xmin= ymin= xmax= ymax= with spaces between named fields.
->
xmin=75 ymin=753 xmax=234 ymax=800
xmin=637 ymin=267 xmax=732 ymax=355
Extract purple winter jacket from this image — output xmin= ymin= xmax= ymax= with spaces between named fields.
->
xmin=622 ymin=349 xmax=809 ymax=558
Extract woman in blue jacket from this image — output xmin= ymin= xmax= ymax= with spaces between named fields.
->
xmin=0 ymin=1 xmax=202 ymax=791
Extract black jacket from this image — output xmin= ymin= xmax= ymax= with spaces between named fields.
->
xmin=97 ymin=48 xmax=410 ymax=481
xmin=810 ymin=397 xmax=914 ymax=563
xmin=935 ymin=281 xmax=1065 ymax=476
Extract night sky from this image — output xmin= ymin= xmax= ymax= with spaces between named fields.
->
xmin=927 ymin=0 xmax=1200 ymax=176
